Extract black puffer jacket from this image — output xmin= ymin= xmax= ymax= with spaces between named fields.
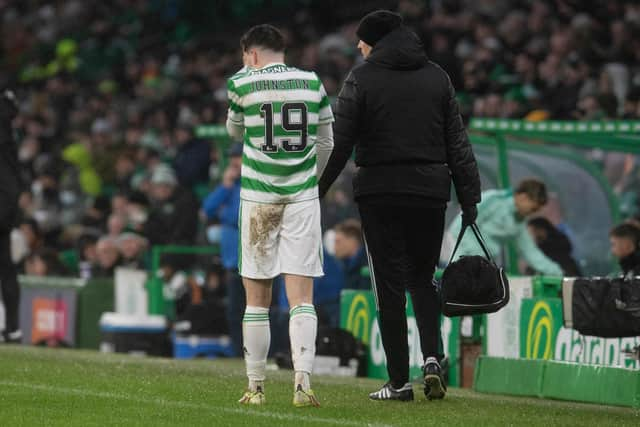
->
xmin=318 ymin=27 xmax=481 ymax=207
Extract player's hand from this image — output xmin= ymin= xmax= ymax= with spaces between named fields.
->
xmin=222 ymin=165 xmax=240 ymax=188
xmin=461 ymin=205 xmax=478 ymax=226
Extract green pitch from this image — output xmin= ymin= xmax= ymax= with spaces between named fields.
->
xmin=0 ymin=346 xmax=638 ymax=426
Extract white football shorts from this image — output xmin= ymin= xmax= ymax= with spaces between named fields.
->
xmin=239 ymin=198 xmax=323 ymax=279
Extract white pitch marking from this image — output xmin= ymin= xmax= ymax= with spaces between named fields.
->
xmin=0 ymin=380 xmax=394 ymax=427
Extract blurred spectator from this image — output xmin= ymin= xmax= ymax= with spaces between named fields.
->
xmin=144 ymin=163 xmax=199 ymax=274
xmin=609 ymin=223 xmax=640 ymax=278
xmin=527 ymin=217 xmax=581 ymax=276
xmin=117 ymin=232 xmax=148 ymax=269
xmin=333 ymin=219 xmax=369 ymax=290
xmin=145 ymin=165 xmax=198 ymax=246
xmin=175 ymin=264 xmax=229 ymax=335
xmin=173 ymin=124 xmax=211 ymax=188
xmin=312 ymin=245 xmax=345 ymax=329
xmin=444 ymin=179 xmax=563 ymax=276
xmin=203 ymin=144 xmax=241 ymax=268
xmin=114 ymin=150 xmax=137 ymax=191
xmin=13 ymin=219 xmax=44 ymax=269
xmin=534 ymin=193 xmax=579 ymax=258
xmin=94 ymin=237 xmax=121 ymax=278
xmin=160 ymin=262 xmax=189 ymax=318
xmin=126 ymin=191 xmax=150 ymax=234
xmin=24 ymin=248 xmax=68 ymax=277
xmin=81 ymin=195 xmax=110 ymax=229
xmin=110 ymin=192 xmax=130 ymax=218
xmin=203 ymin=264 xmax=226 ymax=302
xmin=77 ymin=233 xmax=99 ymax=279
xmin=30 ymin=168 xmax=63 ymax=244
xmin=90 ymin=118 xmax=120 ymax=186
xmin=61 ymin=142 xmax=102 ymax=197
xmin=202 ymin=143 xmax=243 ymax=356
xmin=107 ymin=213 xmax=127 ymax=238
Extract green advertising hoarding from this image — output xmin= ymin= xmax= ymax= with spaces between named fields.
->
xmin=478 ymin=292 xmax=640 ymax=408
xmin=519 ymin=297 xmax=640 ymax=369
xmin=520 ymin=298 xmax=562 ymax=360
xmin=340 ymin=290 xmax=460 ymax=386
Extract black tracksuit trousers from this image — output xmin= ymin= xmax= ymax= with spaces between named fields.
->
xmin=358 ymin=196 xmax=445 ymax=388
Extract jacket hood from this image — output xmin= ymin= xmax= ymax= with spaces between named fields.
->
xmin=366 ymin=27 xmax=428 ymax=71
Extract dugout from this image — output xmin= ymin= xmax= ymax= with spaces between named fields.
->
xmin=467 ymin=119 xmax=640 ymax=276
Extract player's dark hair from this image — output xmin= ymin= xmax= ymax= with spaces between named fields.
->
xmin=335 ymin=219 xmax=362 ymax=242
xmin=240 ymin=24 xmax=285 ymax=53
xmin=515 ymin=178 xmax=548 ymax=206
xmin=610 ymin=223 xmax=640 ymax=246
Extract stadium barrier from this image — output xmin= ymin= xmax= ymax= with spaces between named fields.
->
xmin=474 ymin=357 xmax=640 ymax=408
xmin=17 ymin=275 xmax=114 ymax=349
xmin=476 ymin=274 xmax=640 ymax=407
xmin=484 ymin=277 xmax=639 ymax=369
xmin=5 ymin=246 xmax=218 ymax=351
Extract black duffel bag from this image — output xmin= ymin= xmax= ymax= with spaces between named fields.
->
xmin=441 ymin=223 xmax=510 ymax=317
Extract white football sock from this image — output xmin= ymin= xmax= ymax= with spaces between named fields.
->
xmin=243 ymin=306 xmax=270 ymax=391
xmin=289 ymin=304 xmax=317 ymax=391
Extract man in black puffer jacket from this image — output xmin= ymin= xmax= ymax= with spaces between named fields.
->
xmin=319 ymin=10 xmax=481 ymax=402
xmin=0 ymin=89 xmax=22 ymax=343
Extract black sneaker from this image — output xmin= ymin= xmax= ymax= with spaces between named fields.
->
xmin=423 ymin=357 xmax=446 ymax=400
xmin=369 ymin=382 xmax=414 ymax=401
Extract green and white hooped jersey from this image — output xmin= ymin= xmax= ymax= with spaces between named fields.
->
xmin=227 ymin=63 xmax=334 ymax=204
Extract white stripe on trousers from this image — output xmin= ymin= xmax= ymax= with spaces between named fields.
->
xmin=362 ymin=231 xmax=380 ymax=311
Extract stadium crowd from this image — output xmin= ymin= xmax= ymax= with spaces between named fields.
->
xmin=2 ymin=0 xmax=640 ymax=340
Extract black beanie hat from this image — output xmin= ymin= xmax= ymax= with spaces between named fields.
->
xmin=356 ymin=10 xmax=403 ymax=47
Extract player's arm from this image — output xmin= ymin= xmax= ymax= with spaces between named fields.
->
xmin=317 ymin=71 xmax=360 ymax=198
xmin=226 ymin=78 xmax=244 ymax=141
xmin=315 ymin=81 xmax=335 ymax=178
xmin=316 ymin=123 xmax=334 ymax=178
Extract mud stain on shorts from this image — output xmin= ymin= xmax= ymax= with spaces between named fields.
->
xmin=249 ymin=204 xmax=285 ymax=261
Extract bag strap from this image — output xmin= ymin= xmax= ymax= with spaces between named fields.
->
xmin=448 ymin=222 xmax=496 ymax=265
xmin=470 ymin=223 xmax=496 ymax=263
xmin=448 ymin=224 xmax=469 ymax=265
